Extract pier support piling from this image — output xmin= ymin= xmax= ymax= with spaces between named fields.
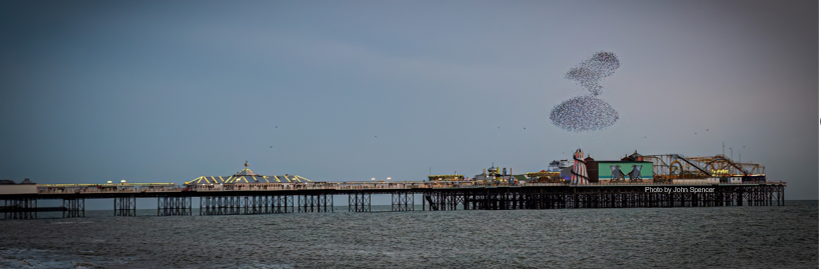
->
xmin=63 ymin=198 xmax=84 ymax=218
xmin=3 ymin=198 xmax=37 ymax=220
xmin=298 ymin=194 xmax=332 ymax=213
xmin=158 ymin=197 xmax=191 ymax=216
xmin=114 ymin=196 xmax=136 ymax=216
xmin=348 ymin=192 xmax=371 ymax=212
xmin=391 ymin=191 xmax=414 ymax=212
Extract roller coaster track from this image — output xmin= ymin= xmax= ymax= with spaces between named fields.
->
xmin=643 ymin=154 xmax=763 ymax=178
xmin=704 ymin=156 xmax=747 ymax=175
xmin=690 ymin=154 xmax=763 ymax=176
xmin=644 ymin=154 xmax=712 ymax=178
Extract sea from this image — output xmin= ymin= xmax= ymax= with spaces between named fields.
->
xmin=0 ymin=201 xmax=817 ymax=269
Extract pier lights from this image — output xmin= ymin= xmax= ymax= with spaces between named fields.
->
xmin=371 ymin=178 xmax=375 ymax=181
xmin=387 ymin=177 xmax=391 ymax=181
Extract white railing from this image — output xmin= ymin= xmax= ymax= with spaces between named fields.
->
xmin=37 ymin=186 xmax=184 ymax=194
xmin=31 ymin=181 xmax=785 ymax=194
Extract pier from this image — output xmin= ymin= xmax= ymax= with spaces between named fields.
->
xmin=0 ymin=181 xmax=786 ymax=220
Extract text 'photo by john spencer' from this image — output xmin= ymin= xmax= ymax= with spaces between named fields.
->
xmin=0 ymin=0 xmax=818 ymax=268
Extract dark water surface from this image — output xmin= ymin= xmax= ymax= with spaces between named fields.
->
xmin=0 ymin=201 xmax=817 ymax=268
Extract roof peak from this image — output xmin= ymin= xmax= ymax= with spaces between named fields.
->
xmin=237 ymin=167 xmax=256 ymax=176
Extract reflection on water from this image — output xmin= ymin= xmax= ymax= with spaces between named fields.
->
xmin=0 ymin=202 xmax=817 ymax=268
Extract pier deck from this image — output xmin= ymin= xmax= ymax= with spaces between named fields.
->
xmin=1 ymin=182 xmax=786 ymax=219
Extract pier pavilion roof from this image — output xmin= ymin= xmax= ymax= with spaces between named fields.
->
xmin=185 ymin=161 xmax=312 ymax=185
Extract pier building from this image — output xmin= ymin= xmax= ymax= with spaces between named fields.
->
xmin=185 ymin=161 xmax=312 ymax=187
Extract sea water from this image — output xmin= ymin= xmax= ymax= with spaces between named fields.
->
xmin=0 ymin=201 xmax=816 ymax=268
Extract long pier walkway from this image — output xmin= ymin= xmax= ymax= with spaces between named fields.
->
xmin=1 ymin=181 xmax=786 ymax=220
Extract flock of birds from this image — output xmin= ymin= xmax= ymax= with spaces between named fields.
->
xmin=266 ymin=52 xmax=723 ymax=148
xmin=550 ymin=51 xmax=621 ymax=132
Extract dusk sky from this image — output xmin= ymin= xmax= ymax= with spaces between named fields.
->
xmin=1 ymin=1 xmax=818 ymax=200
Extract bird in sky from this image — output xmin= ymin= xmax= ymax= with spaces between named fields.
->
xmin=270 ymin=146 xmax=273 ymax=148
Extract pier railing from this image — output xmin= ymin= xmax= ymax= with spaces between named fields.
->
xmin=29 ymin=181 xmax=786 ymax=195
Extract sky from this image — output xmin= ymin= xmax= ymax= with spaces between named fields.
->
xmin=1 ymin=0 xmax=818 ymax=202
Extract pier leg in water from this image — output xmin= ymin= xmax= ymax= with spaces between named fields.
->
xmin=424 ymin=194 xmax=438 ymax=211
xmin=391 ymin=191 xmax=413 ymax=212
xmin=114 ymin=196 xmax=136 ymax=216
xmin=348 ymin=192 xmax=371 ymax=212
xmin=63 ymin=198 xmax=84 ymax=218
xmin=157 ymin=196 xmax=191 ymax=216
xmin=3 ymin=198 xmax=37 ymax=220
